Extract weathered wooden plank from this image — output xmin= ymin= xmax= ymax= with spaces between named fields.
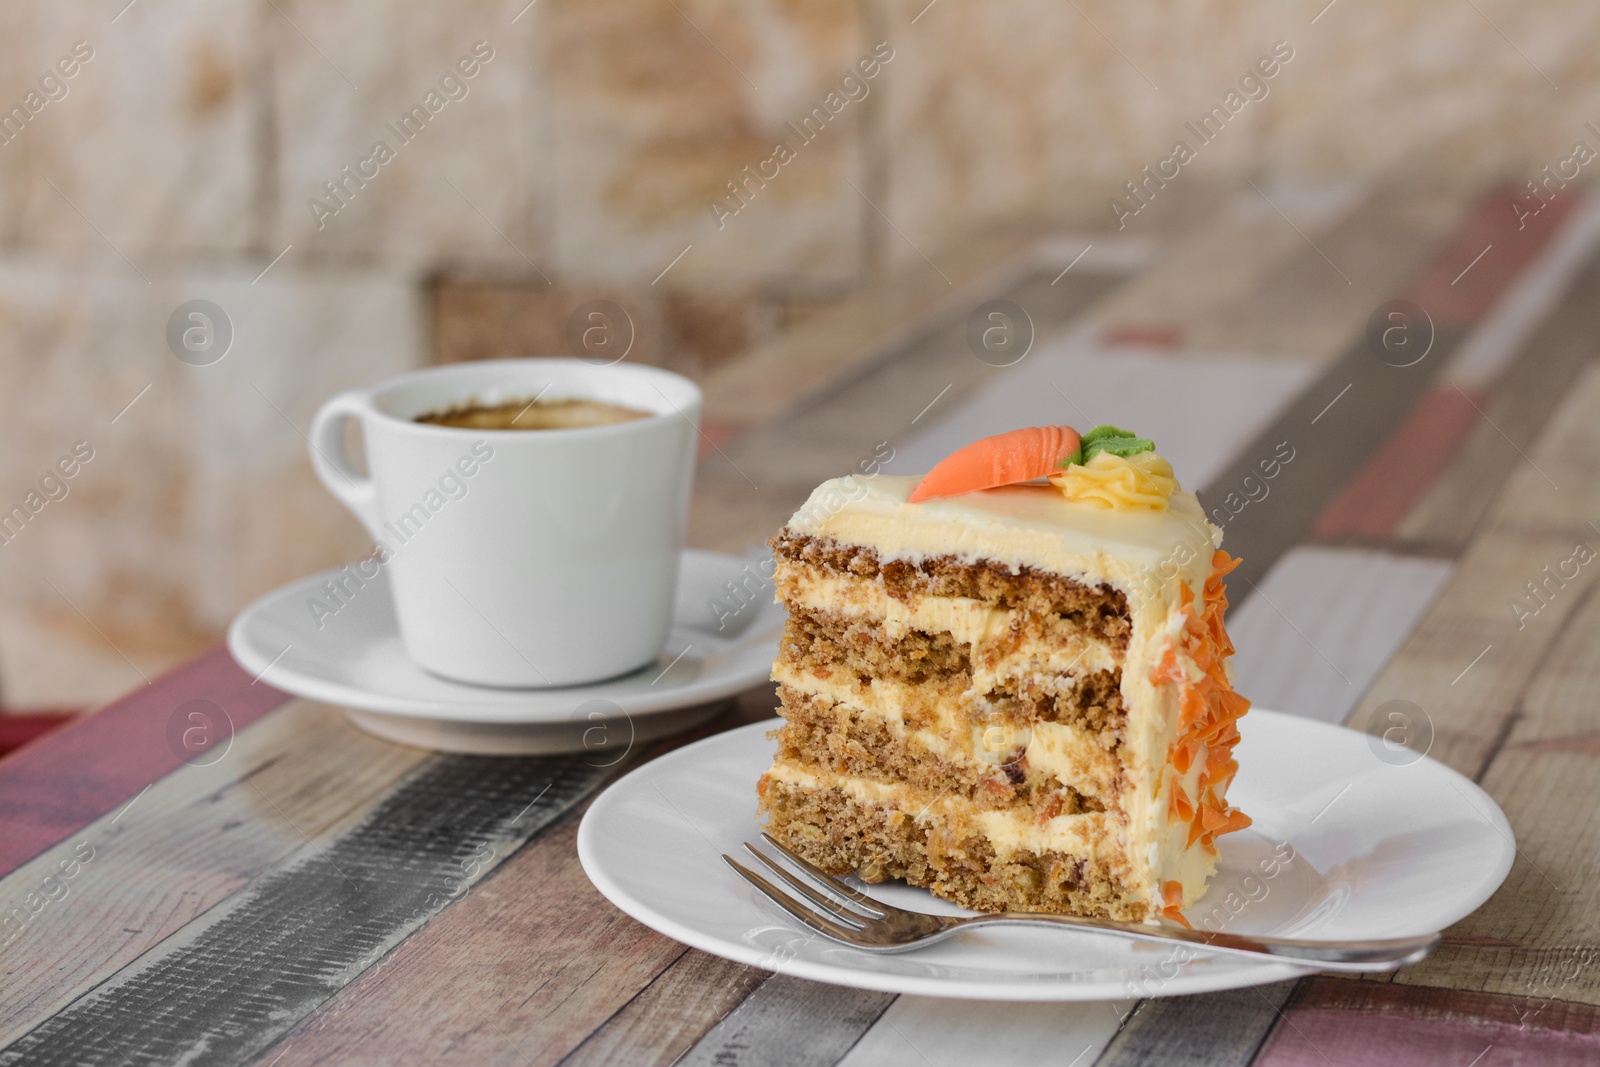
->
xmin=556 ymin=950 xmax=766 ymax=1067
xmin=1256 ymin=977 xmax=1600 ymax=1066
xmin=0 ymin=739 xmax=612 ymax=1066
xmin=0 ymin=644 xmax=292 ymax=876
xmin=838 ymin=995 xmax=1132 ymax=1067
xmin=674 ymin=974 xmax=895 ymax=1067
xmin=1095 ymin=980 xmax=1298 ymax=1067
xmin=0 ymin=700 xmax=426 ymax=1045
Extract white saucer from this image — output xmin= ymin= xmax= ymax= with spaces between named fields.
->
xmin=577 ymin=711 xmax=1514 ymax=1001
xmin=227 ymin=549 xmax=783 ymax=754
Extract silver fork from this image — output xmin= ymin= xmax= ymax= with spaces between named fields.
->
xmin=725 ymin=834 xmax=1439 ymax=972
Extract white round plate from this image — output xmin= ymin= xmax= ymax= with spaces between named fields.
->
xmin=578 ymin=710 xmax=1515 ymax=1001
xmin=227 ymin=549 xmax=782 ymax=754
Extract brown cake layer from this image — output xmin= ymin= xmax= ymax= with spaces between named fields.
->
xmin=985 ymin=672 xmax=1126 ymax=737
xmin=772 ymin=531 xmax=1132 ymax=649
xmin=774 ymin=683 xmax=1108 ymax=813
xmin=779 ymin=607 xmax=973 ymax=687
xmin=758 ymin=778 xmax=1144 ymax=920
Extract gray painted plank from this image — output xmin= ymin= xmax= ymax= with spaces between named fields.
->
xmin=1095 ymin=980 xmax=1300 ymax=1067
xmin=674 ymin=974 xmax=895 ymax=1067
xmin=554 ymin=950 xmax=768 ymax=1067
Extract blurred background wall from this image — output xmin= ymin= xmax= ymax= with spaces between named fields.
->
xmin=1 ymin=0 xmax=1597 ymax=710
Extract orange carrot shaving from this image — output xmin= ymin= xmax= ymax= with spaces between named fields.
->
xmin=908 ymin=425 xmax=1080 ymax=503
xmin=1169 ymin=781 xmax=1194 ymax=822
xmin=1214 ymin=809 xmax=1253 ymax=835
xmin=1200 ymin=803 xmax=1233 ymax=832
xmin=1159 ymin=880 xmax=1191 ymax=926
xmin=1152 ymin=648 xmax=1186 ymax=685
xmin=1155 ymin=550 xmax=1253 ymax=856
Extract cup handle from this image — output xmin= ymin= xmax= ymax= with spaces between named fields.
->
xmin=309 ymin=390 xmax=382 ymax=538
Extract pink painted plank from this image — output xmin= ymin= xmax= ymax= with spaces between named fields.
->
xmin=0 ymin=644 xmax=291 ymax=877
xmin=1310 ymin=387 xmax=1482 ymax=540
xmin=0 ymin=713 xmax=75 ymax=757
xmin=696 ymin=419 xmax=741 ymax=454
xmin=1405 ymin=187 xmax=1579 ymax=328
xmin=1102 ymin=324 xmax=1182 ymax=348
xmin=1256 ymin=977 xmax=1600 ymax=1067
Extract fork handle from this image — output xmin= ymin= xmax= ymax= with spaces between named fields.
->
xmin=959 ymin=914 xmax=1440 ymax=972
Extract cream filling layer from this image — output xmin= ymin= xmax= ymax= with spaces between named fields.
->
xmin=778 ymin=567 xmax=1015 ymax=646
xmin=1026 ymin=721 xmax=1121 ymax=804
xmin=764 ymin=762 xmax=1122 ymax=866
xmin=777 ymin=566 xmax=1124 ymax=682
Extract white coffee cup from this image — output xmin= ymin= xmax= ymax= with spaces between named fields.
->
xmin=308 ymin=358 xmax=700 ymax=688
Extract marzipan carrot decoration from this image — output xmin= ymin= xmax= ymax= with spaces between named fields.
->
xmin=908 ymin=425 xmax=1081 ymax=503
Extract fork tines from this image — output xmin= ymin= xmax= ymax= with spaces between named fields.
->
xmin=722 ymin=834 xmax=886 ymax=945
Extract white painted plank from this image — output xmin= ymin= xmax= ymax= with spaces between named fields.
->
xmin=835 ymin=995 xmax=1131 ymax=1067
xmin=1226 ymin=546 xmax=1454 ymax=725
xmin=880 ymin=333 xmax=1316 ymax=492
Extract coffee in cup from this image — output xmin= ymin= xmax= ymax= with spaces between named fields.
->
xmin=415 ymin=397 xmax=651 ymax=431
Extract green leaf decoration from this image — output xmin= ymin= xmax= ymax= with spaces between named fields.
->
xmin=1060 ymin=424 xmax=1156 ymax=467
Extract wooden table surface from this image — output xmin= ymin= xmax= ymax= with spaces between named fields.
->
xmin=5 ymin=183 xmax=1600 ymax=1066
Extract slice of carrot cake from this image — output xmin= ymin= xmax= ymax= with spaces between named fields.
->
xmin=757 ymin=425 xmax=1251 ymax=922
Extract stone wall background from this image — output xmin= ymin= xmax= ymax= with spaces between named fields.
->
xmin=1 ymin=0 xmax=1595 ymax=708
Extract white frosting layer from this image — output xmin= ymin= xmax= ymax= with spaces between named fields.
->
xmin=786 ymin=475 xmax=1219 ymax=606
